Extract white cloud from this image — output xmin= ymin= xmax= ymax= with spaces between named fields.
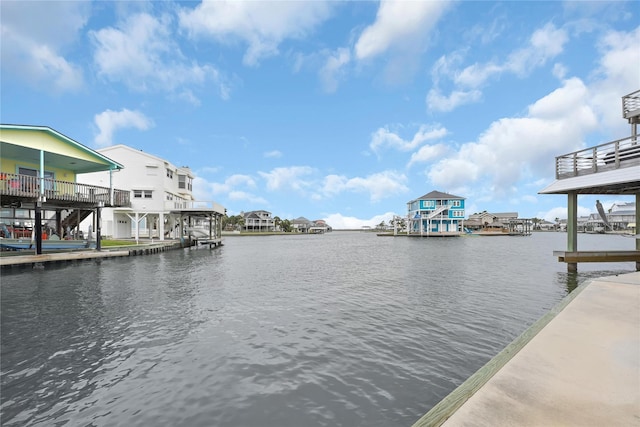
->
xmin=370 ymin=125 xmax=448 ymax=154
xmin=94 ymin=108 xmax=154 ymax=147
xmin=322 ymin=170 xmax=408 ymax=202
xmin=178 ymin=1 xmax=334 ymax=66
xmin=429 ymin=23 xmax=569 ymax=113
xmin=264 ymin=150 xmax=283 ymax=159
xmin=211 ymin=174 xmax=257 ymax=194
xmin=91 ymin=13 xmax=229 ymax=101
xmin=319 ymin=47 xmax=351 ymax=93
xmin=407 ymin=143 xmax=449 ymax=167
xmin=259 ymin=166 xmax=315 ymax=192
xmin=589 ymin=26 xmax=640 ymax=135
xmin=505 ymin=23 xmax=568 ymax=76
xmin=228 ymin=191 xmax=267 ymax=205
xmin=354 ymin=1 xmax=450 ymax=61
xmin=1 ymin=1 xmax=88 ymax=92
xmin=427 ymin=78 xmax=598 ymax=198
xmin=426 ymin=88 xmax=482 ymax=113
xmin=323 ymin=211 xmax=399 ymax=230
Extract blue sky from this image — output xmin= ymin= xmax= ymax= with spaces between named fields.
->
xmin=2 ymin=1 xmax=638 ymax=228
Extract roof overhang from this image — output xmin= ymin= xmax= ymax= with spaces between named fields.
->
xmin=0 ymin=125 xmax=124 ymax=173
xmin=539 ymin=165 xmax=640 ymax=195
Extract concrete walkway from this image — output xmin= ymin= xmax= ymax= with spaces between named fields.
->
xmin=414 ymin=272 xmax=640 ymax=427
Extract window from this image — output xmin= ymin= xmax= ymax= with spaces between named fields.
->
xmin=451 ymin=210 xmax=464 ymax=218
xmin=133 ymin=190 xmax=153 ymax=198
xmin=178 ymin=175 xmax=193 ymax=191
xmin=166 ymin=169 xmax=173 ymax=179
xmin=449 ymin=200 xmax=461 ymax=207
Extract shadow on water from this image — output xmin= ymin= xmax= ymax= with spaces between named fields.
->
xmin=557 ymin=269 xmax=634 ymax=295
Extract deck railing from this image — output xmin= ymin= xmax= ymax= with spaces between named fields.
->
xmin=164 ymin=199 xmax=225 ymax=215
xmin=0 ymin=173 xmax=130 ymax=207
xmin=555 ymin=136 xmax=640 ymax=179
xmin=622 ymin=89 xmax=640 ymax=119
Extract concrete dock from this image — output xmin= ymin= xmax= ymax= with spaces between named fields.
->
xmin=413 ymin=272 xmax=640 ymax=427
xmin=0 ymin=239 xmax=205 ymax=268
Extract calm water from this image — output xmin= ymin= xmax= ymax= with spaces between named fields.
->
xmin=1 ymin=232 xmax=636 ymax=426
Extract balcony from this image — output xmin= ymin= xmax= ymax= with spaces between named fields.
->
xmin=0 ymin=173 xmax=130 ymax=208
xmin=165 ymin=199 xmax=225 ymax=215
xmin=622 ymin=89 xmax=640 ymax=121
xmin=555 ymin=136 xmax=640 ymax=179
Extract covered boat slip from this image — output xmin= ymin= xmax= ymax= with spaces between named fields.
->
xmin=173 ymin=205 xmax=225 ymax=248
xmin=539 ymin=89 xmax=640 ymax=271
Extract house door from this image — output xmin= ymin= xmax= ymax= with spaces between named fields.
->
xmin=116 ymin=218 xmax=131 ymax=238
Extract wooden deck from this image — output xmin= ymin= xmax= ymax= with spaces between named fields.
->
xmin=554 ymin=250 xmax=640 ymax=271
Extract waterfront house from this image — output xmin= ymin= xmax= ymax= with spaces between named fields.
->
xmin=465 ymin=211 xmax=519 ymax=231
xmin=0 ymin=124 xmax=129 ymax=253
xmin=406 ymin=190 xmax=465 ymax=236
xmin=243 ymin=210 xmax=275 ymax=232
xmin=78 ymin=144 xmax=224 ymax=241
xmin=585 ymin=201 xmax=636 ymax=232
xmin=292 ymin=216 xmax=311 ymax=233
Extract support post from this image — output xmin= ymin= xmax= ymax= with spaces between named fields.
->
xmin=55 ymin=210 xmax=62 ymax=238
xmin=35 ymin=201 xmax=42 ymax=255
xmin=567 ymin=192 xmax=578 ymax=272
xmin=636 ymin=193 xmax=640 ymax=271
xmin=96 ymin=207 xmax=102 ymax=251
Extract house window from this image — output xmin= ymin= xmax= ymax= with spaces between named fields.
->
xmin=166 ymin=169 xmax=173 ymax=179
xmin=451 ymin=210 xmax=464 ymax=218
xmin=178 ymin=175 xmax=193 ymax=191
xmin=133 ymin=190 xmax=153 ymax=198
xmin=146 ymin=165 xmax=158 ymax=176
xmin=449 ymin=200 xmax=461 ymax=207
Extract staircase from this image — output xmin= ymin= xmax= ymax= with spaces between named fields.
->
xmin=427 ymin=204 xmax=450 ymax=219
xmin=61 ymin=209 xmax=92 ymax=233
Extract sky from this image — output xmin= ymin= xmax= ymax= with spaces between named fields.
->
xmin=1 ymin=1 xmax=638 ymax=229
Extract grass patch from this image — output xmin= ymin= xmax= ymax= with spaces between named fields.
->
xmin=100 ymin=240 xmax=139 ymax=247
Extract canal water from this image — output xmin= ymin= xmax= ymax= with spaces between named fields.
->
xmin=1 ymin=232 xmax=636 ymax=426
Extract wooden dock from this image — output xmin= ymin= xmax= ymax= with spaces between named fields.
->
xmin=412 ymin=272 xmax=640 ymax=427
xmin=0 ymin=250 xmax=131 ymax=267
xmin=554 ymin=249 xmax=640 ymax=265
xmin=0 ymin=239 xmax=210 ymax=269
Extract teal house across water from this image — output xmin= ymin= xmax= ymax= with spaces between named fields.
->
xmin=406 ymin=190 xmax=465 ymax=236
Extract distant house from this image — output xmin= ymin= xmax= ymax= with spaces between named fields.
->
xmin=406 ymin=190 xmax=465 ymax=235
xmin=244 ymin=210 xmax=275 ymax=232
xmin=466 ymin=211 xmax=519 ymax=231
xmin=292 ymin=216 xmax=311 ymax=233
xmin=585 ymin=201 xmax=636 ymax=232
xmin=78 ymin=144 xmax=224 ymax=240
xmin=312 ymin=219 xmax=332 ymax=233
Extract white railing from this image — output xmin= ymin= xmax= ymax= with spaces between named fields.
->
xmin=164 ymin=200 xmax=225 ymax=215
xmin=555 ymin=135 xmax=640 ymax=179
xmin=622 ymin=89 xmax=640 ymax=119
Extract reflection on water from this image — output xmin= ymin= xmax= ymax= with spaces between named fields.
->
xmin=1 ymin=232 xmax=635 ymax=426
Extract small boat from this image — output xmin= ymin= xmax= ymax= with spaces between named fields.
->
xmin=0 ymin=238 xmax=92 ymax=251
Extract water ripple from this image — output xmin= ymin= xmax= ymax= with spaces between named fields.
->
xmin=1 ymin=232 xmax=635 ymax=426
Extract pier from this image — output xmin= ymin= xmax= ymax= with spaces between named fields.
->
xmin=0 ymin=238 xmax=221 ymax=269
xmin=412 ymin=271 xmax=640 ymax=426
